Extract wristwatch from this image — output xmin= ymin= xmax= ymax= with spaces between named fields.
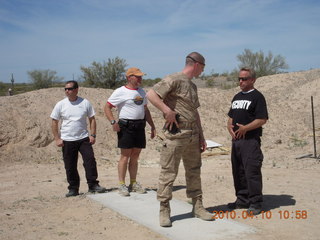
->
xmin=90 ymin=134 xmax=96 ymax=138
xmin=110 ymin=120 xmax=116 ymax=125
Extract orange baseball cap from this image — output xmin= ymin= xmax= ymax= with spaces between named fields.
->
xmin=126 ymin=67 xmax=145 ymax=77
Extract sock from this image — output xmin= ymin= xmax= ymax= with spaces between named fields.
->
xmin=119 ymin=181 xmax=125 ymax=185
xmin=130 ymin=179 xmax=136 ymax=185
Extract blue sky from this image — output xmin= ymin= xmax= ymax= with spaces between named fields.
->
xmin=1 ymin=0 xmax=319 ymax=83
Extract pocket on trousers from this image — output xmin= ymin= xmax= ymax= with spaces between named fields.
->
xmin=159 ymin=142 xmax=173 ymax=168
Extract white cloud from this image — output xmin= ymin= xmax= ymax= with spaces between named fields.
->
xmin=0 ymin=0 xmax=319 ymax=82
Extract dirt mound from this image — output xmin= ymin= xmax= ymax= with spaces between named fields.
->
xmin=1 ymin=69 xmax=320 ymax=240
xmin=0 ymin=69 xmax=319 ymax=168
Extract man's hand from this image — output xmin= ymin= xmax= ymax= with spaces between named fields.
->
xmin=150 ymin=128 xmax=156 ymax=139
xmin=235 ymin=123 xmax=247 ymax=139
xmin=227 ymin=118 xmax=236 ymax=140
xmin=164 ymin=110 xmax=179 ymax=131
xmin=55 ymin=138 xmax=64 ymax=147
xmin=89 ymin=136 xmax=96 ymax=145
xmin=234 ymin=119 xmax=267 ymax=139
xmin=112 ymin=122 xmax=121 ymax=132
xmin=200 ymin=139 xmax=207 ymax=153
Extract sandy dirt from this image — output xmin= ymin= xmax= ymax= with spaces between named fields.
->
xmin=1 ymin=69 xmax=320 ymax=240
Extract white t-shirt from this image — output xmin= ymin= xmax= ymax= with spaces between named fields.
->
xmin=107 ymin=86 xmax=147 ymax=120
xmin=50 ymin=97 xmax=95 ymax=141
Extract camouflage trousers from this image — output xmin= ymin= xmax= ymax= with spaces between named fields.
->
xmin=157 ymin=133 xmax=203 ymax=202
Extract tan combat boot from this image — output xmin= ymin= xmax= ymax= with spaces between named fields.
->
xmin=192 ymin=196 xmax=214 ymax=221
xmin=159 ymin=201 xmax=172 ymax=227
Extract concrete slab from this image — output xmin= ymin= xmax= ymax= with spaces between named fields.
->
xmin=88 ymin=190 xmax=255 ymax=240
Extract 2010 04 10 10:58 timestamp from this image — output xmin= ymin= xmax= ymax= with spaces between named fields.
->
xmin=212 ymin=210 xmax=308 ymax=220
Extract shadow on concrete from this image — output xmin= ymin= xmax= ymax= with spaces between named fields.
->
xmin=171 ymin=211 xmax=194 ymax=222
xmin=142 ymin=185 xmax=187 ymax=193
xmin=206 ymin=194 xmax=296 ymax=213
xmin=173 ymin=185 xmax=186 ymax=191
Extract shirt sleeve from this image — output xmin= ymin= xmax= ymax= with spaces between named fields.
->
xmin=227 ymin=96 xmax=235 ymax=118
xmin=152 ymin=76 xmax=174 ymax=100
xmin=86 ymin=100 xmax=95 ymax=118
xmin=255 ymin=94 xmax=268 ymax=119
xmin=107 ymin=88 xmax=125 ymax=107
xmin=141 ymin=88 xmax=148 ymax=105
xmin=50 ymin=102 xmax=61 ymax=120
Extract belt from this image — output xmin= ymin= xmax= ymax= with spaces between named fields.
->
xmin=119 ymin=119 xmax=145 ymax=123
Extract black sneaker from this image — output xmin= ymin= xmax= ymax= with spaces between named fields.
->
xmin=227 ymin=201 xmax=249 ymax=209
xmin=247 ymin=206 xmax=262 ymax=215
xmin=88 ymin=184 xmax=107 ymax=193
xmin=66 ymin=189 xmax=79 ymax=197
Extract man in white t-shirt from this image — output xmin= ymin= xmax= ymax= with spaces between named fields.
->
xmin=51 ymin=81 xmax=106 ymax=197
xmin=104 ymin=67 xmax=156 ymax=197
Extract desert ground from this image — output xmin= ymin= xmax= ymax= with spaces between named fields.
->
xmin=1 ymin=69 xmax=320 ymax=240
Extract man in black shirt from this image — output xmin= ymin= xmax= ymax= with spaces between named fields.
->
xmin=227 ymin=67 xmax=268 ymax=215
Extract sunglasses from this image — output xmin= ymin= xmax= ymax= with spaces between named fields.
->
xmin=238 ymin=77 xmax=251 ymax=81
xmin=187 ymin=56 xmax=205 ymax=66
xmin=129 ymin=75 xmax=142 ymax=78
xmin=64 ymin=87 xmax=76 ymax=91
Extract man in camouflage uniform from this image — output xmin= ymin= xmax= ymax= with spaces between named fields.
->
xmin=147 ymin=52 xmax=213 ymax=227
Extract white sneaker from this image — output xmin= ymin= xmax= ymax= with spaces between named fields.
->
xmin=128 ymin=182 xmax=146 ymax=194
xmin=118 ymin=184 xmax=130 ymax=197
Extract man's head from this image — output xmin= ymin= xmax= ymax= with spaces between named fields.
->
xmin=64 ymin=80 xmax=79 ymax=100
xmin=238 ymin=67 xmax=256 ymax=92
xmin=186 ymin=52 xmax=205 ymax=66
xmin=126 ymin=67 xmax=145 ymax=88
xmin=184 ymin=52 xmax=205 ymax=78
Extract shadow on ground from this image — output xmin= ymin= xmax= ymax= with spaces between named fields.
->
xmin=206 ymin=194 xmax=296 ymax=213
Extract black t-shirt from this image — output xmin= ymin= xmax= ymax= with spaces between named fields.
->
xmin=228 ymin=89 xmax=268 ymax=138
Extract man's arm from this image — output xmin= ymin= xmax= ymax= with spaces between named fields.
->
xmin=88 ymin=116 xmax=96 ymax=144
xmin=196 ymin=110 xmax=206 ymax=152
xmin=227 ymin=117 xmax=236 ymax=140
xmin=144 ymin=105 xmax=156 ymax=139
xmin=146 ymin=89 xmax=178 ymax=129
xmin=235 ymin=119 xmax=267 ymax=139
xmin=104 ymin=102 xmax=120 ymax=132
xmin=51 ymin=119 xmax=64 ymax=147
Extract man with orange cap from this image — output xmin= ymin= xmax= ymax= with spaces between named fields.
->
xmin=104 ymin=67 xmax=156 ymax=197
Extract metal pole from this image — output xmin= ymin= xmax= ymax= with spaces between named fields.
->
xmin=311 ymin=96 xmax=317 ymax=158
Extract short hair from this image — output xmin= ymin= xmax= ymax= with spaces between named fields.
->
xmin=240 ymin=67 xmax=256 ymax=79
xmin=185 ymin=52 xmax=205 ymax=66
xmin=66 ymin=80 xmax=79 ymax=89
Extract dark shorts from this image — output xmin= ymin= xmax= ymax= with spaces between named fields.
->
xmin=117 ymin=119 xmax=146 ymax=149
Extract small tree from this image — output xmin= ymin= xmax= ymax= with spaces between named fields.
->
xmin=237 ymin=49 xmax=289 ymax=78
xmin=28 ymin=69 xmax=63 ymax=89
xmin=80 ymin=57 xmax=128 ymax=89
xmin=142 ymin=77 xmax=162 ymax=87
